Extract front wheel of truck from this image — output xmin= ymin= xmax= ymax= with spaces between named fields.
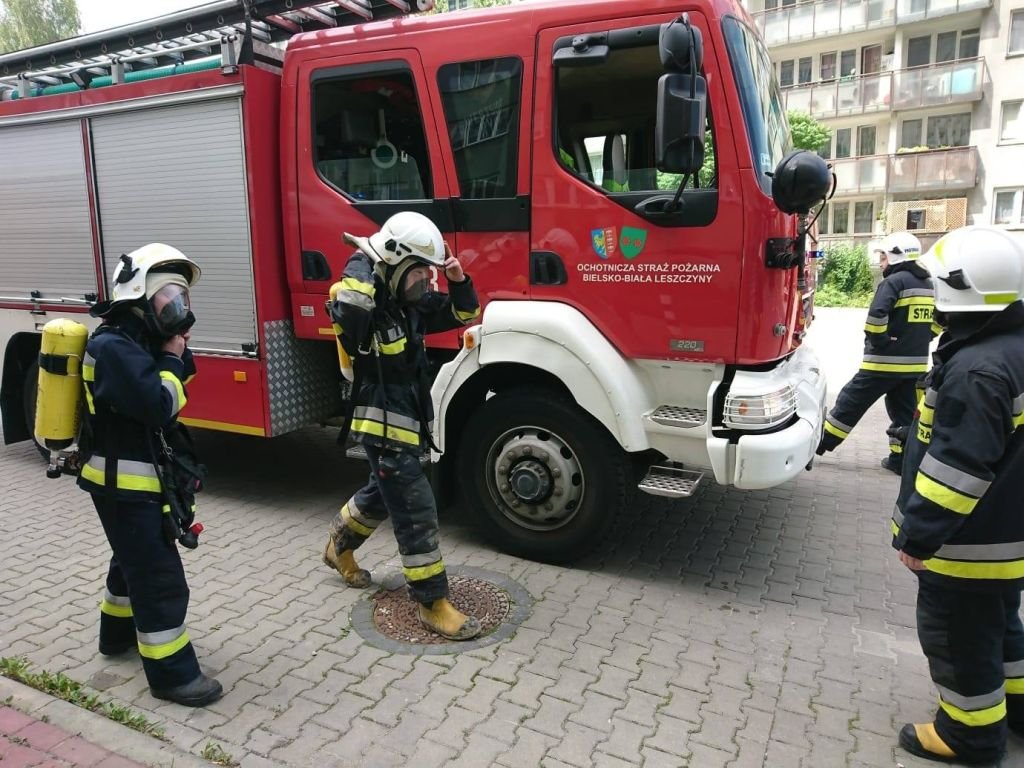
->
xmin=457 ymin=388 xmax=631 ymax=564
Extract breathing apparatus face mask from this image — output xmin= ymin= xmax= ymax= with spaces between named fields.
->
xmin=392 ymin=263 xmax=431 ymax=306
xmin=149 ymin=282 xmax=195 ymax=338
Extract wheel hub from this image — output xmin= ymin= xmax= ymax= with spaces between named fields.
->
xmin=486 ymin=429 xmax=585 ymax=532
xmin=508 ymin=459 xmax=552 ymax=504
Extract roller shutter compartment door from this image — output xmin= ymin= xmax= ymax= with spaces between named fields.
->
xmin=0 ymin=122 xmax=97 ymax=300
xmin=90 ymin=99 xmax=256 ymax=352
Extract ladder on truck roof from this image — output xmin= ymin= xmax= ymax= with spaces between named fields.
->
xmin=0 ymin=0 xmax=433 ymax=101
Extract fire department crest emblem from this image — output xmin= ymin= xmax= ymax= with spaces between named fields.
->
xmin=591 ymin=227 xmax=617 ymax=259
xmin=620 ymin=227 xmax=648 ymax=259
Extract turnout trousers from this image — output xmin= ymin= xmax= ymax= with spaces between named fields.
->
xmin=93 ymin=496 xmax=201 ymax=690
xmin=822 ymin=372 xmax=918 ymax=459
xmin=329 ymin=446 xmax=448 ymax=604
xmin=916 ymin=577 xmax=1024 ymax=762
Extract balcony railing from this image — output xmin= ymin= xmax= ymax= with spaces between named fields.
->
xmin=887 ymin=146 xmax=978 ymax=193
xmin=780 ymin=58 xmax=984 ymax=119
xmin=828 ymin=146 xmax=978 ymax=195
xmin=892 ymin=58 xmax=985 ymax=109
xmin=754 ymin=0 xmax=992 ymax=47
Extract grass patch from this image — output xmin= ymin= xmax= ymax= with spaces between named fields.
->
xmin=201 ymin=741 xmax=239 ymax=766
xmin=814 ymin=284 xmax=873 ymax=308
xmin=0 ymin=656 xmax=165 ymax=740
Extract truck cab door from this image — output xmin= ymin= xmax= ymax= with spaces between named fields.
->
xmin=292 ymin=51 xmax=455 ymax=340
xmin=531 ymin=13 xmax=745 ymax=363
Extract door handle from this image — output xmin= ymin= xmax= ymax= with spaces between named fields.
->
xmin=530 ymin=251 xmax=568 ymax=286
xmin=301 ymin=250 xmax=332 ymax=282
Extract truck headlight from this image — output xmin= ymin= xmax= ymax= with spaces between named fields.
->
xmin=723 ymin=385 xmax=798 ymax=431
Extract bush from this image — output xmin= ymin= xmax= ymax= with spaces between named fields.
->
xmin=815 ymin=243 xmax=874 ymax=308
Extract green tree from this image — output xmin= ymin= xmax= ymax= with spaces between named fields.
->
xmin=0 ymin=0 xmax=80 ymax=53
xmin=429 ymin=0 xmax=513 ymax=12
xmin=787 ymin=110 xmax=831 ymax=152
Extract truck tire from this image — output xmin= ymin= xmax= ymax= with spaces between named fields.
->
xmin=457 ymin=389 xmax=630 ymax=564
xmin=22 ymin=361 xmax=48 ymax=459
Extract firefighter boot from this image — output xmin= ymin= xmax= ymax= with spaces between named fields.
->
xmin=322 ymin=537 xmax=371 ymax=588
xmin=898 ymin=723 xmax=1000 ymax=765
xmin=417 ymin=598 xmax=482 ymax=641
xmin=150 ymin=673 xmax=223 ymax=708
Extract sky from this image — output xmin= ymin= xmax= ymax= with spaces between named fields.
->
xmin=77 ymin=0 xmax=202 ymax=34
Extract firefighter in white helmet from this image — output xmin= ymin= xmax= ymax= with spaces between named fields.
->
xmin=817 ymin=231 xmax=939 ymax=473
xmin=322 ymin=211 xmax=483 ymax=641
xmin=78 ymin=243 xmax=222 ymax=706
xmin=891 ymin=226 xmax=1024 ymax=764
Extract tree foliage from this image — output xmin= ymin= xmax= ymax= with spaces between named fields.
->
xmin=428 ymin=0 xmax=514 ymax=13
xmin=787 ymin=110 xmax=831 ymax=152
xmin=815 ymin=242 xmax=874 ymax=307
xmin=0 ymin=0 xmax=80 ymax=54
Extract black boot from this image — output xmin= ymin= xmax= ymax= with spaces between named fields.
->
xmin=880 ymin=455 xmax=902 ymax=475
xmin=150 ymin=673 xmax=223 ymax=707
xmin=98 ymin=639 xmax=135 ymax=657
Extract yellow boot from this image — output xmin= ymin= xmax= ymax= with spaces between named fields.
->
xmin=897 ymin=723 xmax=963 ymax=764
xmin=417 ymin=598 xmax=481 ymax=641
xmin=322 ymin=537 xmax=371 ymax=588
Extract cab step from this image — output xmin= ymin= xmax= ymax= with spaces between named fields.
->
xmin=648 ymin=405 xmax=707 ymax=428
xmin=638 ymin=465 xmax=704 ymax=498
xmin=345 ymin=443 xmax=430 ymax=467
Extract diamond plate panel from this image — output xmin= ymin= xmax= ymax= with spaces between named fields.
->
xmin=264 ymin=319 xmax=343 ymax=436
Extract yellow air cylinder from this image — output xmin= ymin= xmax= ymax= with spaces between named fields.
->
xmin=34 ymin=319 xmax=89 ymax=467
xmin=328 ymin=281 xmax=355 ymax=383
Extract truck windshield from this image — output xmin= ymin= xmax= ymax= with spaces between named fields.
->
xmin=722 ymin=17 xmax=790 ymax=196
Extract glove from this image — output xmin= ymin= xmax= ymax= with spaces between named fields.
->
xmin=886 ymin=425 xmax=909 ymax=443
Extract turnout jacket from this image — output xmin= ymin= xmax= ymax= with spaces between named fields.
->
xmin=329 ymin=250 xmax=480 ymax=453
xmin=892 ymin=302 xmax=1024 ymax=590
xmin=77 ymin=315 xmax=195 ymax=502
xmin=861 ymin=261 xmax=937 ymax=376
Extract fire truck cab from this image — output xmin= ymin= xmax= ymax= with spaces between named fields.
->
xmin=0 ymin=0 xmax=831 ymax=563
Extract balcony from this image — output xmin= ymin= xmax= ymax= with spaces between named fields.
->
xmin=754 ymin=0 xmax=991 ymax=47
xmin=780 ymin=58 xmax=985 ymax=119
xmin=887 ymin=146 xmax=978 ymax=193
xmin=892 ymin=58 xmax=985 ymax=110
xmin=829 ymin=146 xmax=978 ymax=196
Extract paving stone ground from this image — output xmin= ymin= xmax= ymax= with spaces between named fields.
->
xmin=2 ymin=308 xmax=1021 ymax=767
xmin=0 ymin=705 xmax=146 ymax=767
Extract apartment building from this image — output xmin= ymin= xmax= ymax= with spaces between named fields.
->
xmin=745 ymin=0 xmax=1024 ymax=247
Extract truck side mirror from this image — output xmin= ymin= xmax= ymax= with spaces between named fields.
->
xmin=655 ymin=15 xmax=707 ymax=176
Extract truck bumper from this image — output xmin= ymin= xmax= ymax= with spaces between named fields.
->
xmin=710 ymin=345 xmax=827 ymax=490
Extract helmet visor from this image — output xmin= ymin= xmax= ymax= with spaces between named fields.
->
xmin=151 ymin=283 xmax=194 ymax=336
xmin=399 ymin=265 xmax=431 ymax=305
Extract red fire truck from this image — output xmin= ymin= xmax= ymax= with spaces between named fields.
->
xmin=0 ymin=0 xmax=831 ymax=561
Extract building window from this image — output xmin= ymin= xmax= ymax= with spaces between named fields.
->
xmin=959 ymin=28 xmax=980 ymax=59
xmin=818 ymin=135 xmax=832 ymax=160
xmin=994 ymin=188 xmax=1023 ymax=225
xmin=926 ymin=112 xmax=971 ymax=147
xmin=780 ymin=60 xmax=794 ymax=87
xmin=857 ymin=125 xmax=876 ymax=156
xmin=936 ymin=32 xmax=957 ymax=63
xmin=833 ymin=205 xmax=850 ymax=234
xmin=854 ymin=202 xmax=874 ymax=234
xmin=906 ymin=209 xmax=926 ymax=230
xmin=1001 ymin=101 xmax=1023 ymax=144
xmin=835 ymin=128 xmax=852 ymax=159
xmin=840 ymin=49 xmax=857 ymax=77
xmin=907 ymin=36 xmax=931 ymax=67
xmin=765 ymin=0 xmax=779 ymax=8
xmin=1011 ymin=10 xmax=1024 ymax=56
xmin=798 ymin=57 xmax=813 ymax=84
xmin=438 ymin=58 xmax=523 ymax=199
xmin=901 ymin=119 xmax=923 ymax=148
xmin=820 ymin=52 xmax=836 ymax=81
xmin=819 ymin=203 xmax=830 ymax=234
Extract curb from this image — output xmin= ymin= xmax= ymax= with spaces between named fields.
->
xmin=0 ymin=675 xmax=211 ymax=768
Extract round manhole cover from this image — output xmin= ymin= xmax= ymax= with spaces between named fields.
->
xmin=350 ymin=566 xmax=533 ymax=655
xmin=373 ymin=573 xmax=510 ymax=645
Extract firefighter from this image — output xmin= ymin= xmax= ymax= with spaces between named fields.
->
xmin=78 ymin=243 xmax=221 ymax=707
xmin=322 ymin=212 xmax=483 ymax=641
xmin=891 ymin=225 xmax=1024 ymax=765
xmin=817 ymin=231 xmax=935 ymax=474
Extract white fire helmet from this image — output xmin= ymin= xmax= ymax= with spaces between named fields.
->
xmin=877 ymin=231 xmax=922 ymax=264
xmin=109 ymin=243 xmax=201 ymax=305
xmin=919 ymin=225 xmax=1024 ymax=313
xmin=343 ymin=211 xmax=446 ymax=269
